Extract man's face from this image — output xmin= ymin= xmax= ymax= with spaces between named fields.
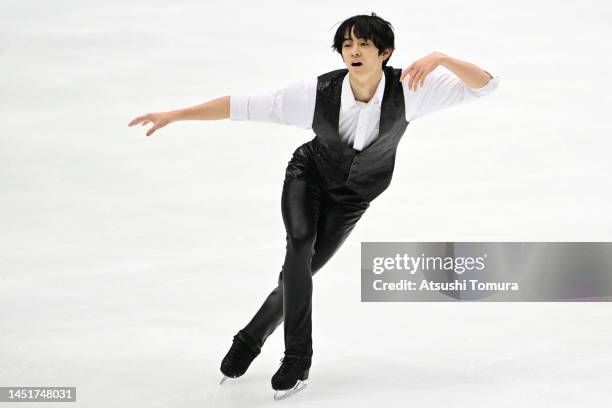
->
xmin=341 ymin=27 xmax=391 ymax=76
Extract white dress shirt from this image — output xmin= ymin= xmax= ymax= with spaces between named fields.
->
xmin=230 ymin=67 xmax=500 ymax=151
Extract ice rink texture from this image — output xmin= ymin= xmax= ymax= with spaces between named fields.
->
xmin=1 ymin=0 xmax=612 ymax=406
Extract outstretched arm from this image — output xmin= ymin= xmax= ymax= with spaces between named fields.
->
xmin=438 ymin=54 xmax=493 ymax=89
xmin=400 ymin=51 xmax=500 ymax=121
xmin=401 ymin=52 xmax=493 ymax=91
xmin=129 ymin=77 xmax=316 ymax=137
xmin=128 ymin=96 xmax=230 ymax=136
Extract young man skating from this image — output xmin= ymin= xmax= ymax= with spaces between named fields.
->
xmin=129 ymin=12 xmax=500 ymax=400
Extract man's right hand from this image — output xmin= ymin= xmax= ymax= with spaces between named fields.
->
xmin=128 ymin=112 xmax=175 ymax=136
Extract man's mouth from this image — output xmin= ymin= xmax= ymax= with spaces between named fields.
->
xmin=351 ymin=62 xmax=363 ymax=67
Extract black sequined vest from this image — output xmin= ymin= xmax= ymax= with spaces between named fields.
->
xmin=310 ymin=65 xmax=410 ymax=202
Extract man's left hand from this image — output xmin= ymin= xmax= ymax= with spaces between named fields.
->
xmin=400 ymin=52 xmax=447 ymax=91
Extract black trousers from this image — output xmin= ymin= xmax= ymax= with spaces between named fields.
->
xmin=235 ymin=141 xmax=370 ymax=358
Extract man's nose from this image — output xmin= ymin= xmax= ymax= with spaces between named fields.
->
xmin=351 ymin=46 xmax=360 ymax=56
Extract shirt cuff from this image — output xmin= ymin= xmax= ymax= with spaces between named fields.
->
xmin=230 ymin=95 xmax=249 ymax=121
xmin=466 ymin=71 xmax=501 ymax=97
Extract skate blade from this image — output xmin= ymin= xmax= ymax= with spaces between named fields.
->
xmin=273 ymin=380 xmax=308 ymax=401
xmin=219 ymin=375 xmax=241 ymax=386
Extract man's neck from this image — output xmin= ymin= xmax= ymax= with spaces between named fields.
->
xmin=348 ymin=69 xmax=383 ymax=103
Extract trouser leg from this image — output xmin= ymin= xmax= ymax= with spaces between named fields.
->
xmin=239 ymin=182 xmax=368 ymax=355
xmin=280 ymin=177 xmax=321 ymax=356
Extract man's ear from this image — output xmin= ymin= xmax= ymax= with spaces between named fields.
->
xmin=382 ymin=48 xmax=393 ymax=61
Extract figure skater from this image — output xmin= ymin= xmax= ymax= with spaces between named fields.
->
xmin=128 ymin=12 xmax=500 ymax=400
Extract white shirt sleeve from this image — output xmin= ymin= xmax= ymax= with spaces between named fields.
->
xmin=403 ymin=67 xmax=500 ymax=121
xmin=230 ymin=78 xmax=317 ymax=129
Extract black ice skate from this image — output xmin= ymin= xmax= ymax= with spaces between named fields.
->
xmin=219 ymin=334 xmax=261 ymax=385
xmin=271 ymin=355 xmax=311 ymax=400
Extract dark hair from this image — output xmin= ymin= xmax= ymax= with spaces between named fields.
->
xmin=331 ymin=12 xmax=395 ymax=67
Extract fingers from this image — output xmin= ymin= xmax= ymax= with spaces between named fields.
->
xmin=408 ymin=71 xmax=417 ymax=91
xmin=418 ymin=67 xmax=434 ymax=90
xmin=146 ymin=125 xmax=158 ymax=137
xmin=128 ymin=113 xmax=161 ymax=137
xmin=400 ymin=65 xmax=412 ymax=82
xmin=409 ymin=69 xmax=421 ymax=91
xmin=404 ymin=67 xmax=417 ymax=90
xmin=402 ymin=65 xmax=426 ymax=92
xmin=412 ymin=70 xmax=424 ymax=91
xmin=406 ymin=67 xmax=432 ymax=91
xmin=402 ymin=56 xmax=438 ymax=91
xmin=128 ymin=114 xmax=150 ymax=127
xmin=145 ymin=119 xmax=168 ymax=137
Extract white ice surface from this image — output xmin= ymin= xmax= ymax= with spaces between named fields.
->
xmin=2 ymin=0 xmax=612 ymax=406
